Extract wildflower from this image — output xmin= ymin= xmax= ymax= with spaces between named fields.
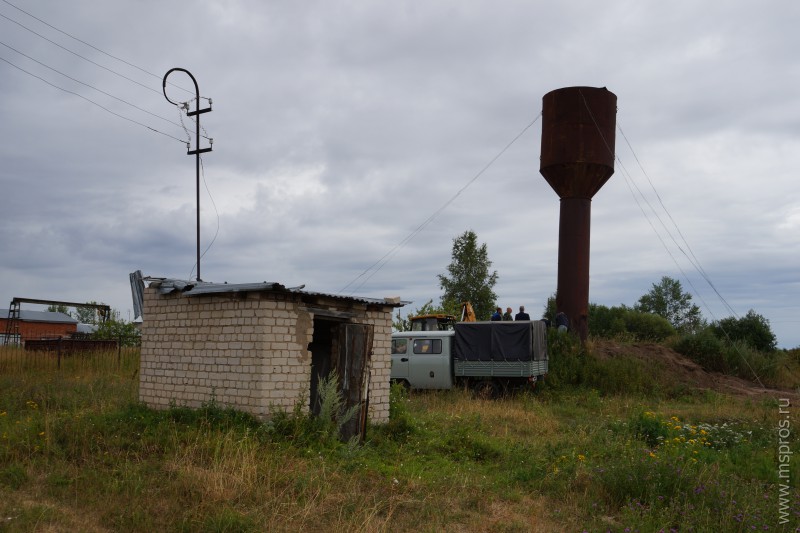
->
xmin=577 ymin=454 xmax=586 ymax=462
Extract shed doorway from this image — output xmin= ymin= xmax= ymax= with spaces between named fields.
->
xmin=308 ymin=319 xmax=374 ymax=440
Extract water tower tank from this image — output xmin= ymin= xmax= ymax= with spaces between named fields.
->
xmin=540 ymin=86 xmax=617 ymax=341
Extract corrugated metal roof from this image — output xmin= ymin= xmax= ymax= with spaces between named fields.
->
xmin=0 ymin=309 xmax=78 ymax=324
xmin=146 ymin=278 xmax=408 ymax=307
xmin=76 ymin=323 xmax=98 ymax=334
xmin=296 ymin=289 xmax=409 ymax=307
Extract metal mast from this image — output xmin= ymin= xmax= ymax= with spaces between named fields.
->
xmin=163 ymin=68 xmax=212 ymax=281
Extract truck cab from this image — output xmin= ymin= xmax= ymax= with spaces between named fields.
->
xmin=390 ymin=330 xmax=454 ymax=389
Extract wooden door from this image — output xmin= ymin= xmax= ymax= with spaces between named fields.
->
xmin=336 ymin=323 xmax=374 ymax=441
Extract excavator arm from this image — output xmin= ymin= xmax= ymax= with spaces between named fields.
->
xmin=460 ymin=302 xmax=477 ymax=322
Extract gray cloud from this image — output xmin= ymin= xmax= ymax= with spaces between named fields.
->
xmin=1 ymin=0 xmax=798 ymax=347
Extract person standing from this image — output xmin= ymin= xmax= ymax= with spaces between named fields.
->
xmin=515 ymin=305 xmax=531 ymax=321
xmin=503 ymin=307 xmax=513 ymax=321
xmin=555 ymin=311 xmax=569 ymax=333
xmin=491 ymin=307 xmax=502 ymax=321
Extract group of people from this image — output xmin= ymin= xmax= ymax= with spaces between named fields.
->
xmin=489 ymin=305 xmax=570 ymax=333
xmin=490 ymin=305 xmax=531 ymax=322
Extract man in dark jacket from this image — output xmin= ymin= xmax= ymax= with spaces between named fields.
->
xmin=515 ymin=306 xmax=531 ymax=321
xmin=555 ymin=311 xmax=569 ymax=332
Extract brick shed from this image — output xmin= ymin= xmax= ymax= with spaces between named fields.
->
xmin=137 ymin=278 xmax=405 ymax=431
xmin=0 ymin=309 xmax=78 ymax=344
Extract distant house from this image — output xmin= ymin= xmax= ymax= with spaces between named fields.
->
xmin=0 ymin=309 xmax=78 ymax=344
xmin=136 ymin=277 xmax=405 ymax=437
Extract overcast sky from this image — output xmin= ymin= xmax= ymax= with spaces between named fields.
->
xmin=1 ymin=0 xmax=798 ymax=348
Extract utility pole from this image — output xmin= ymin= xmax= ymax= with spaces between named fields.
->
xmin=162 ymin=68 xmax=212 ymax=281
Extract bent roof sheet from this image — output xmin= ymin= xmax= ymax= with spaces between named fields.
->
xmin=148 ymin=278 xmax=408 ymax=307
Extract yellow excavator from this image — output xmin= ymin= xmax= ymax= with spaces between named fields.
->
xmin=409 ymin=302 xmax=476 ymax=331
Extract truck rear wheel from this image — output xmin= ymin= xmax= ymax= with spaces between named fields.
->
xmin=471 ymin=380 xmax=499 ymax=400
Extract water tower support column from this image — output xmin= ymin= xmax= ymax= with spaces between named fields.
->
xmin=539 ymin=86 xmax=617 ymax=342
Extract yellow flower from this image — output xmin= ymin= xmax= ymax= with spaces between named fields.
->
xmin=577 ymin=454 xmax=586 ymax=462
xmin=649 ymin=452 xmax=656 ymax=458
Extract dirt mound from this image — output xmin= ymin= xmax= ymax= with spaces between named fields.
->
xmin=591 ymin=339 xmax=799 ymax=399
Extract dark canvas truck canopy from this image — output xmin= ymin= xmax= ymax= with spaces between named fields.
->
xmin=453 ymin=321 xmax=548 ymax=362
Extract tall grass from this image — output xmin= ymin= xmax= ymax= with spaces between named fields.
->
xmin=1 ymin=345 xmax=798 ymax=531
xmin=671 ymin=332 xmax=800 ymax=387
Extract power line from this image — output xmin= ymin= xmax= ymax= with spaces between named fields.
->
xmin=579 ymin=91 xmax=765 ymax=387
xmin=0 ymin=39 xmax=190 ymax=133
xmin=616 ymin=123 xmax=738 ymax=318
xmin=0 ymin=10 xmax=160 ymax=95
xmin=0 ymin=54 xmax=187 ymax=144
xmin=0 ymin=0 xmax=192 ymax=95
xmin=340 ymin=112 xmax=542 ymax=295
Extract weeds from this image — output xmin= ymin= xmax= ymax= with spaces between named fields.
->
xmin=1 ymin=347 xmax=798 ymax=531
xmin=672 ymin=331 xmax=797 ymax=387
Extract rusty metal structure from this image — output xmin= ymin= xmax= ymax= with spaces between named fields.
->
xmin=540 ymin=86 xmax=617 ymax=341
xmin=3 ymin=297 xmax=112 ymax=346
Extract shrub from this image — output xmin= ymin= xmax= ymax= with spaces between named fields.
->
xmin=623 ymin=311 xmax=675 ymax=342
xmin=672 ymin=329 xmax=726 ymax=372
xmin=589 ymin=303 xmax=628 ymax=338
xmin=589 ymin=304 xmax=675 ymax=342
xmin=542 ymin=328 xmax=587 ymax=389
xmin=672 ymin=330 xmax=790 ymax=386
xmin=710 ymin=310 xmax=777 ymax=352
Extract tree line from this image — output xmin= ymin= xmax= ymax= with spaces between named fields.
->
xmin=46 ymin=302 xmax=140 ymax=347
xmin=395 ymin=229 xmax=781 ymax=353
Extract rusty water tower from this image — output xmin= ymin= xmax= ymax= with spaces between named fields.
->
xmin=540 ymin=86 xmax=617 ymax=341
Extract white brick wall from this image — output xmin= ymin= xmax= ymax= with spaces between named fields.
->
xmin=139 ymin=288 xmax=393 ymax=423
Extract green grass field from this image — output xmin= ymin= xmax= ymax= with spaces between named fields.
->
xmin=1 ymin=345 xmax=798 ymax=532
